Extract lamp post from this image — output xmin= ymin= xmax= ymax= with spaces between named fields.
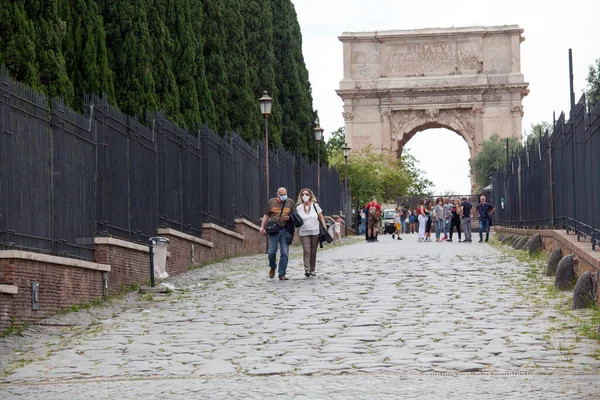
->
xmin=314 ymin=125 xmax=324 ymax=201
xmin=342 ymin=143 xmax=351 ymax=237
xmin=259 ymin=91 xmax=273 ymax=203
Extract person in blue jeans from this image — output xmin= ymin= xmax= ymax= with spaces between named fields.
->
xmin=476 ymin=195 xmax=496 ymax=243
xmin=260 ymin=187 xmax=297 ymax=280
xmin=433 ymin=197 xmax=445 ymax=242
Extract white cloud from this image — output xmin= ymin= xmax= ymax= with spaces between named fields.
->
xmin=293 ymin=0 xmax=600 ymax=193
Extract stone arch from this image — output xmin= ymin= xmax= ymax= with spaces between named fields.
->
xmin=337 ymin=26 xmax=529 ymax=192
xmin=389 ymin=108 xmax=479 ymax=161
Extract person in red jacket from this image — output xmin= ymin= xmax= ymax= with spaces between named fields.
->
xmin=365 ymin=198 xmax=381 ymax=242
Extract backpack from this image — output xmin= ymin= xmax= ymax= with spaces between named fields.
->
xmin=369 ymin=204 xmax=378 ymax=220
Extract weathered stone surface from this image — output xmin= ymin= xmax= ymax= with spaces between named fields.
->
xmin=573 ymin=271 xmax=594 ymax=309
xmin=1 ymin=236 xmax=599 ymax=398
xmin=514 ymin=236 xmax=529 ymax=250
xmin=497 ymin=233 xmax=506 ymax=242
xmin=508 ymin=235 xmax=519 ymax=246
xmin=555 ymin=255 xmax=575 ymax=290
xmin=546 ymin=248 xmax=562 ymax=276
xmin=503 ymin=235 xmax=514 ymax=244
xmin=525 ymin=233 xmax=542 ymax=254
xmin=338 ymin=26 xmax=528 ymax=189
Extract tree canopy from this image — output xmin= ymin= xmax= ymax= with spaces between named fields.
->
xmin=524 ymin=121 xmax=553 ymax=144
xmin=0 ymin=0 xmax=318 ymax=158
xmin=587 ymin=58 xmax=600 ymax=106
xmin=326 ymin=139 xmax=432 ymax=205
xmin=471 ymin=134 xmax=521 ymax=191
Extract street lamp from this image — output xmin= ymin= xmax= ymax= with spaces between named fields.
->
xmin=342 ymin=143 xmax=351 ymax=236
xmin=314 ymin=125 xmax=324 ymax=201
xmin=259 ymin=91 xmax=273 ymax=203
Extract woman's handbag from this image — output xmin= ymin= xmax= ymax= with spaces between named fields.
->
xmin=289 ymin=211 xmax=304 ymax=228
xmin=265 ymin=202 xmax=285 ymax=235
xmin=319 ymin=223 xmax=333 ymax=244
xmin=314 ymin=204 xmax=333 ymax=244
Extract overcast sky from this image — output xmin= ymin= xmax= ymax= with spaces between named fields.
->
xmin=292 ymin=0 xmax=600 ymax=194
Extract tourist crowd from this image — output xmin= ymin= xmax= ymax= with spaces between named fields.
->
xmin=357 ymin=196 xmax=496 ymax=244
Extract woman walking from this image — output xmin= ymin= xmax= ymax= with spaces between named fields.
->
xmin=433 ymin=197 xmax=445 ymax=242
xmin=296 ymin=189 xmax=327 ymax=277
xmin=446 ymin=200 xmax=462 ymax=242
xmin=424 ymin=200 xmax=433 ymax=242
xmin=417 ymin=200 xmax=427 ymax=242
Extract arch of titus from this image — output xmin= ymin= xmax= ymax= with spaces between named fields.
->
xmin=337 ymin=25 xmax=529 ymax=180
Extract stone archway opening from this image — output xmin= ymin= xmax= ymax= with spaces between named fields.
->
xmin=401 ymin=126 xmax=472 ymax=194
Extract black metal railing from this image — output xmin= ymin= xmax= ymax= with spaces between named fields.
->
xmin=0 ymin=67 xmax=347 ymax=260
xmin=492 ymin=94 xmax=600 ymax=250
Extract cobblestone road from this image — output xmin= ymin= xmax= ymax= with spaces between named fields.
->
xmin=1 ymin=235 xmax=600 ymax=399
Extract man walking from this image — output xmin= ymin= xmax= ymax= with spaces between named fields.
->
xmin=260 ymin=187 xmax=296 ymax=280
xmin=476 ymin=195 xmax=496 ymax=243
xmin=365 ymin=198 xmax=381 ymax=242
xmin=460 ymin=196 xmax=473 ymax=242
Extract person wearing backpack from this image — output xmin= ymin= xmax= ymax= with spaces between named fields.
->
xmin=365 ymin=198 xmax=381 ymax=242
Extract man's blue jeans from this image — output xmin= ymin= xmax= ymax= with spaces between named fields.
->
xmin=444 ymin=219 xmax=450 ymax=237
xmin=401 ymin=220 xmax=407 ymax=234
xmin=435 ymin=219 xmax=444 ymax=239
xmin=268 ymin=230 xmax=289 ymax=277
xmin=479 ymin=219 xmax=490 ymax=241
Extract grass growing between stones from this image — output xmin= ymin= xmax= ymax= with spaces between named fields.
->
xmin=492 ymin=232 xmax=600 ymax=348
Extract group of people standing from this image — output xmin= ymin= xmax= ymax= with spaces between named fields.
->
xmin=358 ymin=195 xmax=496 ymax=244
xmin=412 ymin=195 xmax=496 ymax=243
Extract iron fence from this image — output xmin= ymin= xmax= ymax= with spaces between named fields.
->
xmin=0 ymin=68 xmax=347 ymax=260
xmin=492 ymin=94 xmax=600 ymax=250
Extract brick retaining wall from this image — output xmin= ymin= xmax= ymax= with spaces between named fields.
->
xmin=94 ymin=237 xmax=150 ymax=295
xmin=0 ymin=251 xmax=109 ymax=330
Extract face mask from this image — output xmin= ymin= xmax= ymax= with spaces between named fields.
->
xmin=279 ymin=195 xmax=287 ymax=201
xmin=302 ymin=194 xmax=310 ymax=202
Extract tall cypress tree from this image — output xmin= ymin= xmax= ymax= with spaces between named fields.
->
xmin=0 ymin=2 xmax=39 ymax=87
xmin=189 ymin=0 xmax=217 ymax=128
xmin=98 ymin=0 xmax=157 ymax=119
xmin=147 ymin=0 xmax=182 ymax=125
xmin=271 ymin=0 xmax=316 ymax=157
xmin=201 ymin=0 xmax=231 ymax=134
xmin=242 ymin=0 xmax=282 ymax=147
xmin=165 ymin=0 xmax=201 ymax=129
xmin=24 ymin=0 xmax=74 ymax=104
xmin=217 ymin=0 xmax=259 ymax=141
xmin=58 ymin=0 xmax=115 ymax=110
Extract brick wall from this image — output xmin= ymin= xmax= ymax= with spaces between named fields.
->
xmin=94 ymin=239 xmax=149 ymax=295
xmin=156 ymin=229 xmax=213 ymax=274
xmin=1 ymin=224 xmax=272 ymax=331
xmin=201 ymin=223 xmax=244 ymax=259
xmin=0 ymin=255 xmax=105 ymax=330
xmin=234 ymin=219 xmax=265 ymax=256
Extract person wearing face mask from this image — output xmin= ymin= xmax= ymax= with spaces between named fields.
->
xmin=296 ymin=188 xmax=327 ymax=277
xmin=260 ymin=187 xmax=296 ymax=280
xmin=433 ymin=197 xmax=445 ymax=242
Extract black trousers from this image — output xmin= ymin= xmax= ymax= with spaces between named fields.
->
xmin=449 ymin=218 xmax=461 ymax=240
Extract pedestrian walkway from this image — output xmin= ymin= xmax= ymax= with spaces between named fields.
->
xmin=1 ymin=236 xmax=599 ymax=399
